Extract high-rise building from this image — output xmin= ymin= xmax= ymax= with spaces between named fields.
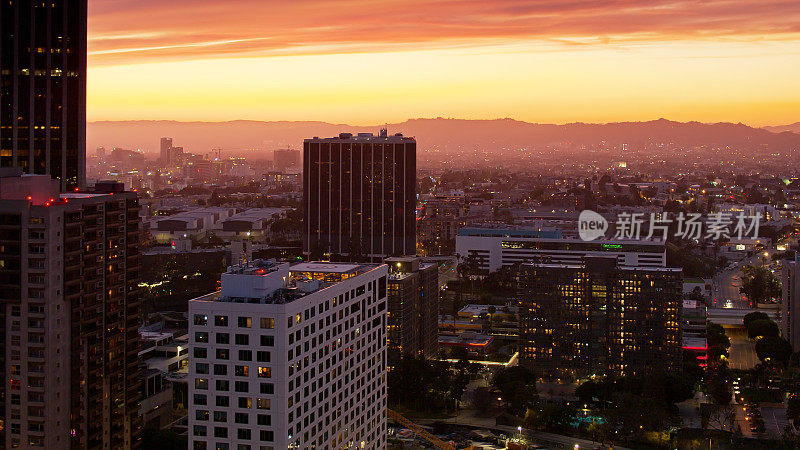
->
xmin=517 ymin=256 xmax=682 ymax=380
xmin=385 ymin=256 xmax=439 ymax=366
xmin=0 ymin=169 xmax=142 ymax=448
xmin=1 ymin=0 xmax=88 ymax=190
xmin=272 ymin=149 xmax=300 ymax=173
xmin=782 ymin=256 xmax=800 ymax=351
xmin=189 ymin=260 xmax=388 ymax=450
xmin=160 ymin=137 xmax=173 ymax=164
xmin=303 ymin=130 xmax=416 ymax=262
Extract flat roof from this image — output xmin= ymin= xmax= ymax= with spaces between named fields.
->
xmin=305 ymin=132 xmax=414 ymax=143
xmin=290 ymin=262 xmax=362 ymax=274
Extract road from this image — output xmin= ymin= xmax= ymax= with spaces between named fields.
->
xmin=761 ymin=406 xmax=789 ymax=439
xmin=711 ymin=250 xmax=773 ymax=309
xmin=727 ymin=328 xmax=760 ymax=370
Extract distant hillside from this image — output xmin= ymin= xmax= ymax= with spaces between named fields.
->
xmin=764 ymin=122 xmax=800 ymax=134
xmin=86 ymin=118 xmax=800 ymax=158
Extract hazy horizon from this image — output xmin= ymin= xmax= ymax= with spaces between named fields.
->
xmin=86 ymin=117 xmax=800 ymax=157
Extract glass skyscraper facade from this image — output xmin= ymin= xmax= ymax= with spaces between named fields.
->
xmin=303 ymin=131 xmax=416 ymax=262
xmin=1 ymin=0 xmax=87 ymax=190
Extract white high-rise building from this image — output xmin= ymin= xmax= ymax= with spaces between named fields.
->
xmin=189 ymin=260 xmax=389 ymax=450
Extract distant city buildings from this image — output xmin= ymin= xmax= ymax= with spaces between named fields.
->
xmin=385 ymin=256 xmax=439 ymax=366
xmin=517 ymin=256 xmax=682 ymax=380
xmin=0 ymin=0 xmax=87 ymax=190
xmin=303 ymin=130 xmax=417 ymax=262
xmin=189 ymin=260 xmax=388 ymax=449
xmin=161 ymin=137 xmax=174 ymax=164
xmin=272 ymin=149 xmax=301 ymax=173
xmin=0 ymin=170 xmax=142 ymax=448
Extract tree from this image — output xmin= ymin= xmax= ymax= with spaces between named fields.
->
xmin=487 ymin=305 xmax=496 ymax=334
xmin=747 ymin=318 xmax=780 ymax=339
xmin=743 ymin=311 xmax=770 ymax=328
xmin=700 ymin=404 xmax=736 ymax=431
xmin=755 ymin=336 xmax=793 ymax=366
xmin=787 ymin=394 xmax=800 ymax=425
xmin=707 ymin=322 xmax=731 ymax=360
xmin=493 ymin=366 xmax=538 ymax=416
xmin=740 ymin=265 xmax=781 ymax=305
xmin=603 ymin=392 xmax=669 ymax=440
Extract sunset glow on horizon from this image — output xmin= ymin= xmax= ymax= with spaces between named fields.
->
xmin=87 ymin=0 xmax=800 ymax=126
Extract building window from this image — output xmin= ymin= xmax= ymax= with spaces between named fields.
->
xmin=256 ymin=351 xmax=270 ymax=362
xmin=216 ymin=380 xmax=230 ymax=391
xmin=260 ymin=383 xmax=274 ymax=394
xmin=235 ymin=334 xmax=249 ymax=345
xmin=238 ymin=317 xmax=252 ymax=328
xmin=193 ymin=394 xmax=207 ymax=405
xmin=239 ymin=350 xmax=252 ymax=361
xmin=216 ymin=396 xmax=230 ymax=407
xmin=213 ymin=427 xmax=228 ymax=438
xmin=260 ymin=318 xmax=274 ymax=329
xmin=257 ymin=398 xmax=271 ymax=410
xmin=260 ymin=430 xmax=274 ymax=441
xmin=194 ymin=314 xmax=208 ymax=326
xmin=257 ymin=414 xmax=271 ymax=426
xmin=195 ymin=378 xmax=208 ymax=390
xmin=235 ymin=381 xmax=249 ymax=393
xmin=213 ymin=411 xmax=227 ymax=422
xmin=235 ymin=365 xmax=249 ymax=377
xmin=214 ymin=365 xmax=227 ymax=376
xmin=193 ymin=425 xmax=207 ymax=436
xmin=196 ymin=410 xmax=209 ymax=421
xmin=195 ymin=332 xmax=209 ymax=343
xmin=235 ymin=412 xmax=249 ymax=424
xmin=258 ymin=367 xmax=271 ymax=379
xmin=215 ymin=315 xmax=228 ymax=327
xmin=238 ymin=397 xmax=252 ymax=408
xmin=237 ymin=429 xmax=252 ymax=440
xmin=194 ymin=348 xmax=207 ymax=358
xmin=216 ymin=333 xmax=230 ymax=344
xmin=196 ymin=363 xmax=209 ymax=374
xmin=260 ymin=335 xmax=274 ymax=347
xmin=216 ymin=349 xmax=229 ymax=360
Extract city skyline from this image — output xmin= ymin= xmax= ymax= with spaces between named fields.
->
xmin=87 ymin=0 xmax=800 ymax=126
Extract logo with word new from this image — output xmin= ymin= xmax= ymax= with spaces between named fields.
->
xmin=579 ymin=210 xmax=608 ymax=241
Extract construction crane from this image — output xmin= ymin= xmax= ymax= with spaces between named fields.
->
xmin=387 ymin=409 xmax=473 ymax=450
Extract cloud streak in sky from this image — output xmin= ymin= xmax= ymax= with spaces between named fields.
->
xmin=89 ymin=0 xmax=800 ymax=65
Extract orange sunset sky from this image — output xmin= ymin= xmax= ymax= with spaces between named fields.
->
xmin=87 ymin=0 xmax=800 ymax=126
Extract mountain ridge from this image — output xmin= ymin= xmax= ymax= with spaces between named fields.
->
xmin=86 ymin=118 xmax=800 ymax=157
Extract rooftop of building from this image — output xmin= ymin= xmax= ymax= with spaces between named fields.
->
xmin=221 ymin=208 xmax=288 ymax=223
xmin=305 ymin=130 xmax=415 ymax=143
xmin=458 ymin=225 xmax=563 ymax=238
xmin=194 ymin=259 xmax=383 ymax=306
xmin=439 ymin=332 xmax=494 ymax=346
xmin=458 ymin=304 xmax=519 ymax=317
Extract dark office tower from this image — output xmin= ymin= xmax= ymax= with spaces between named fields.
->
xmin=303 ymin=130 xmax=416 ymax=262
xmin=517 ymin=257 xmax=682 ymax=381
xmin=0 ymin=0 xmax=88 ymax=190
xmin=386 ymin=256 xmax=439 ymax=366
xmin=159 ymin=137 xmax=173 ymax=164
xmin=0 ymin=170 xmax=142 ymax=449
